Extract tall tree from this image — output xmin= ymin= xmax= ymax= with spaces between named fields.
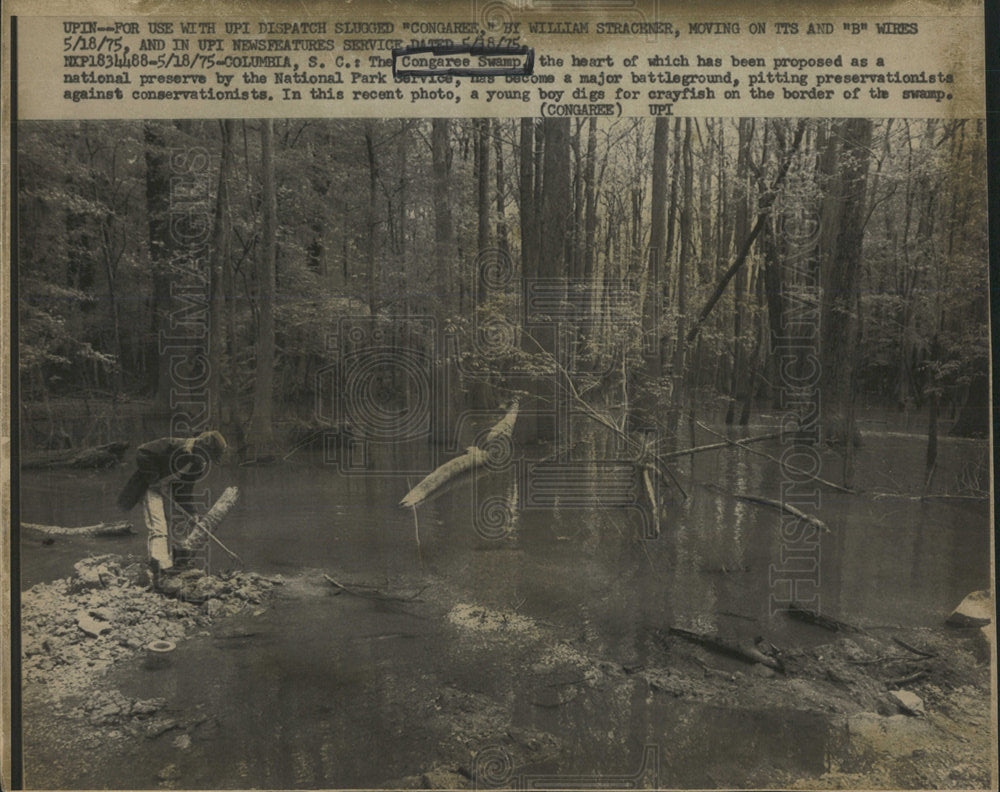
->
xmin=582 ymin=118 xmax=598 ymax=282
xmin=209 ymin=120 xmax=235 ymax=427
xmin=475 ymin=118 xmax=490 ymax=306
xmin=363 ymin=121 xmax=379 ymax=320
xmin=518 ymin=118 xmax=536 ymax=279
xmin=644 ymin=117 xmax=669 ymax=382
xmin=249 ymin=119 xmax=277 ymax=451
xmin=819 ymin=118 xmax=873 ymax=482
xmin=493 ymin=119 xmax=509 ymax=262
xmin=430 ymin=118 xmax=457 ymax=444
xmin=144 ymin=122 xmax=176 ymax=412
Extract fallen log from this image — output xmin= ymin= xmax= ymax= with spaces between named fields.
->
xmin=666 ymin=626 xmax=785 ymax=672
xmin=22 ymin=519 xmax=135 ymax=537
xmin=400 ymin=448 xmax=487 ymax=508
xmin=484 ymin=399 xmax=519 ymax=443
xmin=22 ymin=441 xmax=130 ymax=470
xmin=173 ymin=486 xmax=242 ymax=563
xmin=197 ymin=486 xmax=240 ymax=534
xmin=400 ymin=402 xmax=518 ymax=508
xmin=786 ymin=602 xmax=862 ymax=633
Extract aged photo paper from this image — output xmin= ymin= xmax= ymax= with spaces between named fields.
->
xmin=2 ymin=0 xmax=995 ymax=789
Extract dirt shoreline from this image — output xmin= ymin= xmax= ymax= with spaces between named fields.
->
xmin=20 ymin=556 xmax=994 ymax=789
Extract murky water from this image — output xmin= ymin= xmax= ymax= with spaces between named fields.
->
xmin=19 ymin=417 xmax=991 ymax=788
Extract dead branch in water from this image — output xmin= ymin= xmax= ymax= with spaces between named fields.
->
xmin=694 ymin=420 xmax=855 ymax=494
xmin=323 ymin=573 xmax=427 ymax=603
xmin=520 ymin=332 xmax=688 ymax=501
xmin=399 ymin=401 xmax=518 ymax=509
xmin=22 ymin=441 xmax=130 ymax=470
xmin=659 ymin=432 xmax=782 ymax=460
xmin=727 ymin=492 xmax=830 ymax=534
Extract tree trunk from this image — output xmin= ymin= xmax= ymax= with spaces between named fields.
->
xmin=364 ymin=122 xmax=379 ymax=321
xmin=518 ymin=118 xmax=536 ymax=280
xmin=431 ymin=119 xmax=454 ymax=313
xmin=819 ymin=118 xmax=873 ymax=484
xmin=671 ymin=118 xmax=694 ymax=418
xmin=430 ymin=119 xmax=457 ymax=445
xmin=493 ymin=119 xmax=509 ymax=262
xmin=475 ymin=118 xmax=490 ymax=307
xmin=144 ymin=122 xmax=175 ymax=411
xmin=727 ymin=118 xmax=753 ymax=424
xmin=209 ymin=120 xmax=234 ymax=427
xmin=644 ymin=117 xmax=668 ymax=382
xmin=583 ymin=117 xmax=598 ymax=282
xmin=249 ymin=119 xmax=277 ymax=452
xmin=571 ymin=120 xmax=585 ymax=280
xmin=523 ymin=118 xmax=571 ymax=445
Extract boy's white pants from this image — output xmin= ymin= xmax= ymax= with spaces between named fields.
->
xmin=143 ymin=488 xmax=173 ymax=570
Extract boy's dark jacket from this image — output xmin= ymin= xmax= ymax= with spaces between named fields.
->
xmin=116 ymin=437 xmax=210 ymax=511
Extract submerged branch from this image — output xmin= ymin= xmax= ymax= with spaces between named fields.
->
xmin=323 ymin=573 xmax=427 ymax=603
xmin=730 ymin=493 xmax=830 ymax=534
xmin=694 ymin=420 xmax=854 ymax=494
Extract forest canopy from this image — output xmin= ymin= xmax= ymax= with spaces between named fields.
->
xmin=16 ymin=117 xmax=990 ymax=457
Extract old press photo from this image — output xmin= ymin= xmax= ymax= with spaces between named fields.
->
xmin=1 ymin=0 xmax=996 ymax=789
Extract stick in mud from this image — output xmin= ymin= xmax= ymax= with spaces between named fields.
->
xmin=664 ymin=626 xmax=785 ymax=672
xmin=786 ymin=602 xmax=863 ymax=633
xmin=322 ymin=573 xmax=427 ymax=603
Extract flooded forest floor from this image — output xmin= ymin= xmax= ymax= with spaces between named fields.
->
xmin=21 ymin=551 xmax=993 ymax=789
xmin=17 ymin=410 xmax=996 ymax=789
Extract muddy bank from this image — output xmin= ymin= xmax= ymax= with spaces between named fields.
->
xmin=390 ymin=593 xmax=993 ymax=790
xmin=21 ymin=554 xmax=281 ymax=698
xmin=21 ymin=557 xmax=993 ymax=790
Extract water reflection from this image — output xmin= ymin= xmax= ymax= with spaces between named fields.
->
xmin=18 ymin=422 xmax=991 ymax=788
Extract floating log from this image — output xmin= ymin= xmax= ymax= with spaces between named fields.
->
xmin=400 ymin=448 xmax=487 ymax=508
xmin=484 ymin=399 xmax=519 ymax=443
xmin=399 ymin=402 xmax=518 ymax=509
xmin=22 ymin=519 xmax=135 ymax=537
xmin=666 ymin=626 xmax=785 ymax=672
xmin=22 ymin=441 xmax=130 ymax=470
